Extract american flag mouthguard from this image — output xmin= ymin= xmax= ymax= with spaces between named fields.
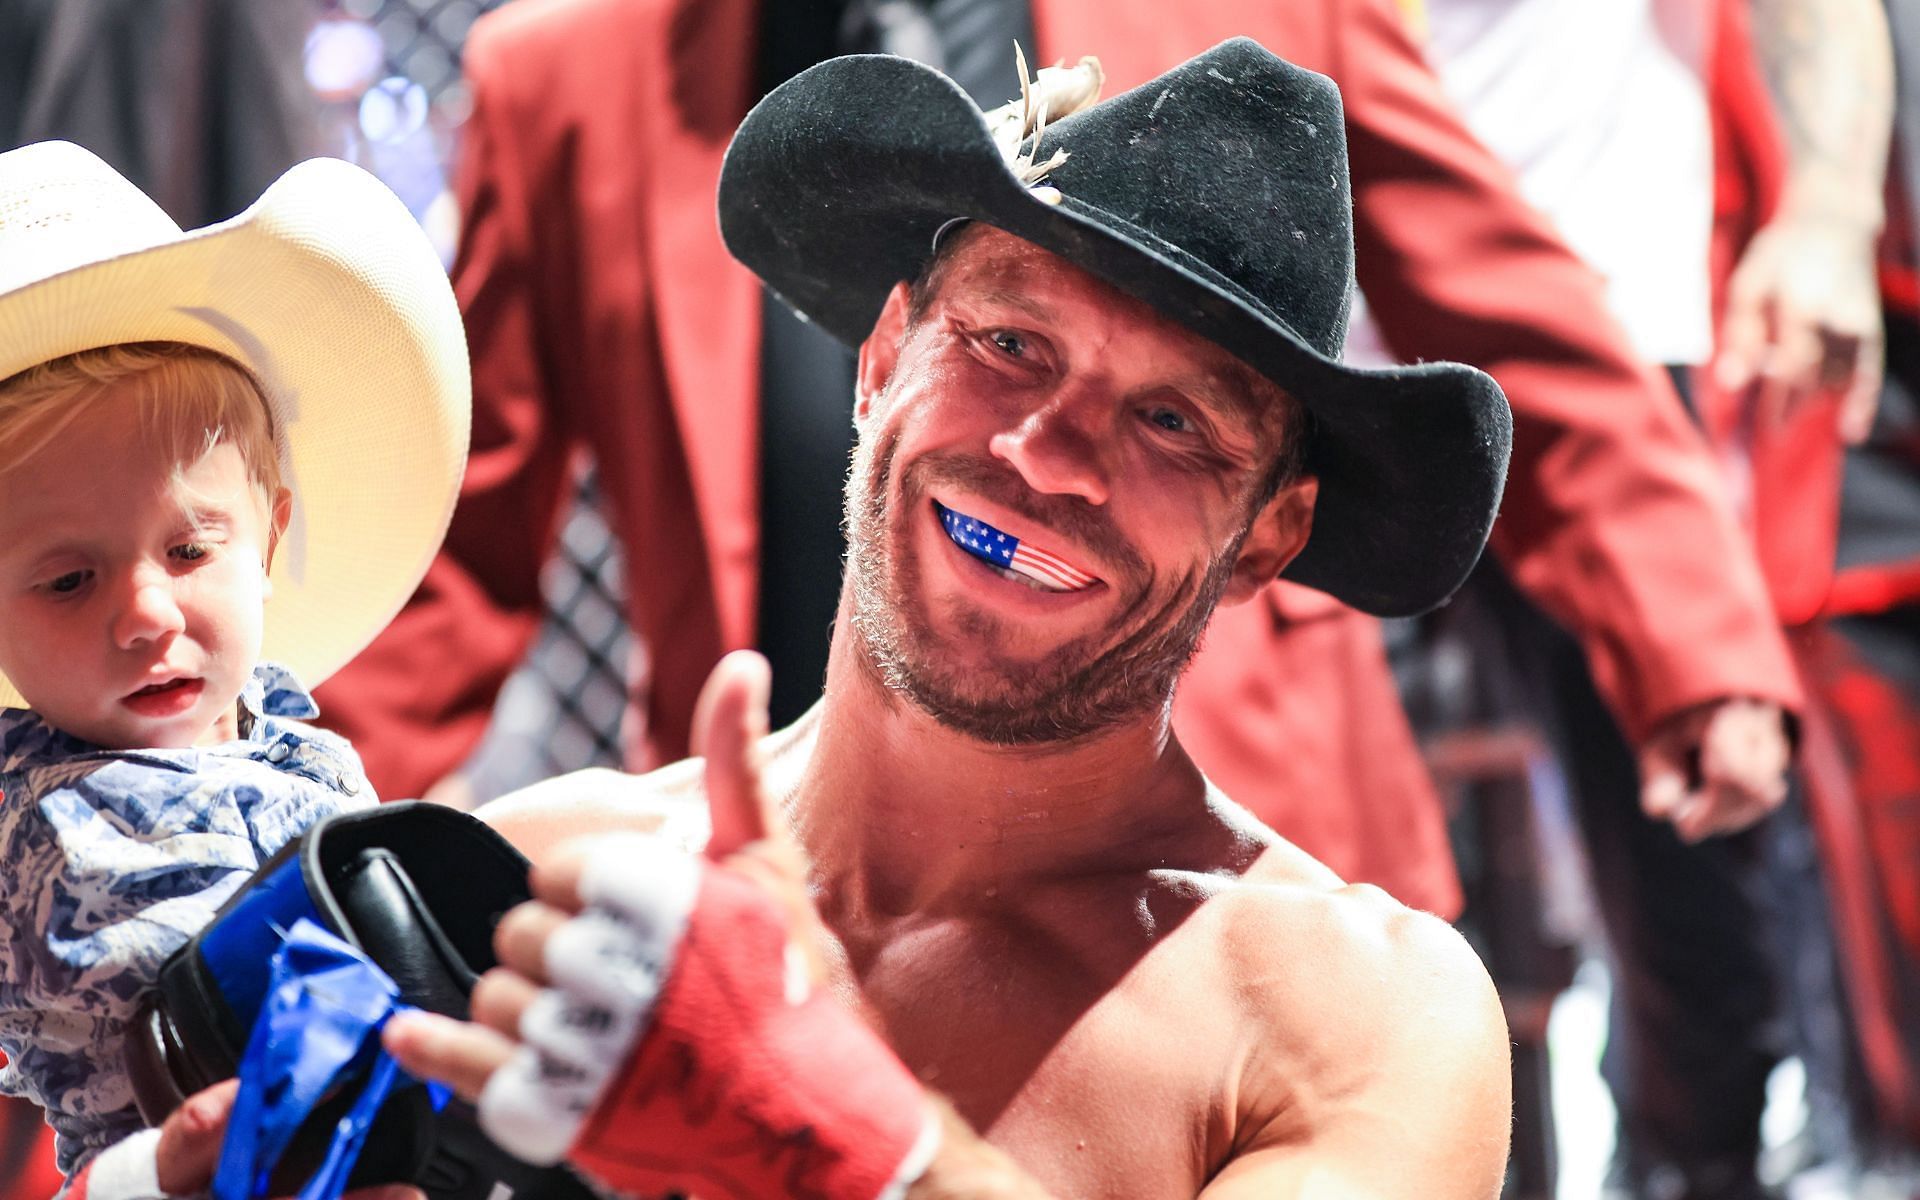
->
xmin=935 ymin=502 xmax=1099 ymax=591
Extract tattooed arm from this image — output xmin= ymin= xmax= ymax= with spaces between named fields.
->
xmin=1752 ymin=0 xmax=1894 ymax=227
xmin=1718 ymin=0 xmax=1895 ymax=441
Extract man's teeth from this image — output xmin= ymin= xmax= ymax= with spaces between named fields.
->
xmin=994 ymin=563 xmax=1069 ymax=592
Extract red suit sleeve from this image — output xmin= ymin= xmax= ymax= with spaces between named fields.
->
xmin=1335 ymin=0 xmax=1803 ymax=740
xmin=314 ymin=19 xmax=575 ymax=799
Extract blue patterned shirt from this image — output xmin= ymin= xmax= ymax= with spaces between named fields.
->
xmin=0 ymin=662 xmax=374 ymax=1179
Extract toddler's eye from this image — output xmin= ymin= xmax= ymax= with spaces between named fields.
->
xmin=170 ymin=542 xmax=210 ymax=563
xmin=46 ymin=570 xmax=90 ymax=595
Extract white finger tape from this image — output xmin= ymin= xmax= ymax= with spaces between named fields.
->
xmin=575 ymin=835 xmax=702 ymax=955
xmin=478 ymin=1043 xmax=600 ymax=1166
xmin=541 ymin=908 xmax=674 ymax=1009
xmin=518 ymin=986 xmax=644 ymax=1074
xmin=485 ymin=846 xmax=703 ymax=1168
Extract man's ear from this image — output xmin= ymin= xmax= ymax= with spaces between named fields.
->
xmin=1221 ymin=474 xmax=1318 ymax=606
xmin=263 ymin=486 xmax=293 ymax=597
xmin=854 ymin=281 xmax=915 ymax=423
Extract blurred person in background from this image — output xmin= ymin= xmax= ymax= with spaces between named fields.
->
xmin=0 ymin=4 xmax=324 ymax=1194
xmin=1779 ymin=0 xmax=1920 ymax=1180
xmin=0 ymin=0 xmax=322 ymax=227
xmin=1347 ymin=0 xmax=1903 ymax=1195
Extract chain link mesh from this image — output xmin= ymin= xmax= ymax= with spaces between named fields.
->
xmin=321 ymin=0 xmax=636 ymax=801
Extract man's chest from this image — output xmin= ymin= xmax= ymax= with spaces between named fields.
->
xmin=831 ymin=909 xmax=1248 ymax=1197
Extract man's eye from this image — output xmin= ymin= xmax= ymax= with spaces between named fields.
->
xmin=170 ymin=542 xmax=210 ymax=563
xmin=45 ymin=570 xmax=90 ymax=595
xmin=989 ymin=331 xmax=1028 ymax=359
xmin=1147 ymin=407 xmax=1192 ymax=434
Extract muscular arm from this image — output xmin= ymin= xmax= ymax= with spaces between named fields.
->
xmin=456 ymin=665 xmax=1512 ymax=1200
xmin=913 ymin=915 xmax=1515 ymax=1200
xmin=909 ymin=903 xmax=1511 ymax=1200
xmin=486 ymin=787 xmax=1510 ymax=1200
xmin=394 ymin=864 xmax=1511 ymax=1200
xmin=1195 ymin=904 xmax=1511 ymax=1200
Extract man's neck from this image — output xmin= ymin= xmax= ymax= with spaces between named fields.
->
xmin=770 ymin=629 xmax=1217 ymax=920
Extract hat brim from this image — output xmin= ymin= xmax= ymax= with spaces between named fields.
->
xmin=0 ymin=158 xmax=469 ymax=705
xmin=720 ymin=55 xmax=1510 ymax=616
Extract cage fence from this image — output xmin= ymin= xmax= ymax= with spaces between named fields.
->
xmin=313 ymin=0 xmax=636 ymax=802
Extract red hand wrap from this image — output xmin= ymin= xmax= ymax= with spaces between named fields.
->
xmin=569 ymin=865 xmax=936 ymax=1200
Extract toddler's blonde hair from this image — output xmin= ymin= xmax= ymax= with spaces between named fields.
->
xmin=0 ymin=342 xmax=283 ymax=512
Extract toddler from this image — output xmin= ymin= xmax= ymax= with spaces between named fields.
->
xmin=0 ymin=142 xmax=468 ymax=1183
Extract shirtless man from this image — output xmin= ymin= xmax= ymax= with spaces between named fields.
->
xmin=372 ymin=41 xmax=1514 ymax=1200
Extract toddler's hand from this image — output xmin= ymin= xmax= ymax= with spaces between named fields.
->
xmin=67 ymin=1078 xmax=423 ymax=1200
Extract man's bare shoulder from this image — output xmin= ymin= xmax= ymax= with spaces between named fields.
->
xmin=1190 ymin=790 xmax=1507 ymax=1063
xmin=476 ymin=761 xmax=711 ymax=865
xmin=1197 ymin=785 xmax=1491 ymax=1009
xmin=1131 ymin=786 xmax=1509 ymax=1186
xmin=1173 ymin=844 xmax=1511 ymax=1195
xmin=1216 ymin=856 xmax=1502 ymax=1037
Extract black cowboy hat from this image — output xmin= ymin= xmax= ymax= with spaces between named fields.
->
xmin=718 ymin=37 xmax=1512 ymax=616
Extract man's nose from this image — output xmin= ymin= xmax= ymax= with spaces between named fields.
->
xmin=987 ymin=389 xmax=1113 ymax=506
xmin=112 ymin=574 xmax=186 ymax=649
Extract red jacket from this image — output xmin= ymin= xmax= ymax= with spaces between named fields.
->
xmin=318 ymin=0 xmax=1800 ymax=917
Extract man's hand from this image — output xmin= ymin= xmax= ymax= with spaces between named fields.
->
xmin=1715 ymin=213 xmax=1885 ymax=444
xmin=419 ymin=769 xmax=478 ymax=812
xmin=141 ymin=1078 xmax=421 ymax=1200
xmin=382 ymin=650 xmax=804 ymax=1100
xmin=1637 ymin=697 xmax=1791 ymax=842
xmin=385 ymin=652 xmax=938 ymax=1200
xmin=1722 ymin=0 xmax=1894 ymax=445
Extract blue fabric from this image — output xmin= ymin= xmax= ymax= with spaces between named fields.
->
xmin=0 ymin=663 xmax=374 ymax=1179
xmin=198 ymin=856 xmax=327 ymax=1034
xmin=214 ymin=919 xmax=406 ymax=1200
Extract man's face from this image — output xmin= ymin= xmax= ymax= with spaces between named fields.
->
xmin=0 ymin=386 xmax=283 ymax=749
xmin=844 ymin=227 xmax=1317 ymax=743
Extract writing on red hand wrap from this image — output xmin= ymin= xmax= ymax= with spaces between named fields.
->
xmin=477 ymin=838 xmax=938 ymax=1200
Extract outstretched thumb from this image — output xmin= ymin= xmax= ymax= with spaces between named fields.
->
xmin=693 ymin=650 xmax=777 ymax=860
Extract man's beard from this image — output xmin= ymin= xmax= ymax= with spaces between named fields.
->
xmin=843 ymin=428 xmax=1244 ymax=745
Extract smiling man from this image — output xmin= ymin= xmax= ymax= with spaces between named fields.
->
xmin=846 ymin=227 xmax=1316 ymax=747
xmin=385 ymin=40 xmax=1516 ymax=1200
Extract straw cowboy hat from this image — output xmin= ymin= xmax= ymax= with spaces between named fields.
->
xmin=719 ymin=39 xmax=1513 ymax=616
xmin=0 ymin=141 xmax=470 ymax=705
